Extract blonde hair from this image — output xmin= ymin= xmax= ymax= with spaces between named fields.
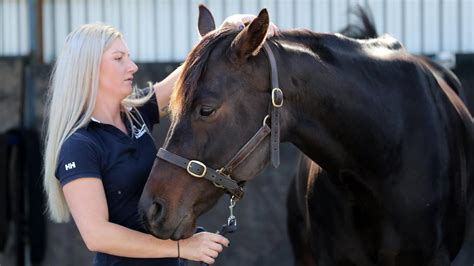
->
xmin=43 ymin=23 xmax=153 ymax=222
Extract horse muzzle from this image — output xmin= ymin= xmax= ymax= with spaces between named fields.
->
xmin=138 ymin=195 xmax=195 ymax=239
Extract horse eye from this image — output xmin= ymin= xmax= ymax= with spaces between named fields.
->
xmin=199 ymin=107 xmax=216 ymax=117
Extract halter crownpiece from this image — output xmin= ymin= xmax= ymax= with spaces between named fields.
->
xmin=156 ymin=41 xmax=283 ymax=199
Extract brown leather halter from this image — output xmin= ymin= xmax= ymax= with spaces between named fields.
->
xmin=156 ymin=42 xmax=283 ymax=200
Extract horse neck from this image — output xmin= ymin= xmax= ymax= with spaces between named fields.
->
xmin=274 ymin=33 xmax=401 ymax=176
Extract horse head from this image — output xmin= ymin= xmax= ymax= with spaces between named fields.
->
xmin=138 ymin=7 xmax=291 ymax=239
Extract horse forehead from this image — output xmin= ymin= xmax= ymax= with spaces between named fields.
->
xmin=201 ymin=57 xmax=246 ymax=85
xmin=207 ymin=52 xmax=235 ymax=75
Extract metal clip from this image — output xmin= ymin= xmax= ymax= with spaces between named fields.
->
xmin=217 ymin=196 xmax=239 ymax=237
xmin=229 ymin=196 xmax=236 ymax=219
xmin=228 ymin=196 xmax=239 ymax=225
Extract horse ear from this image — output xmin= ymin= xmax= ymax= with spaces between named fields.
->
xmin=198 ymin=4 xmax=216 ymax=37
xmin=228 ymin=8 xmax=269 ymax=63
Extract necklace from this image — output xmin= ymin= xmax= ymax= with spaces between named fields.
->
xmin=90 ymin=116 xmax=101 ymax=123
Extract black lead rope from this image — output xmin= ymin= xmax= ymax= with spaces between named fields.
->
xmin=199 ymin=196 xmax=238 ymax=266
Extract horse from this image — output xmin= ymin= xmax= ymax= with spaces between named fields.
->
xmin=138 ymin=5 xmax=474 ymax=265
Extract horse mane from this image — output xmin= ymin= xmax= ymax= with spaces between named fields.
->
xmin=170 ymin=27 xmax=236 ymax=120
xmin=339 ymin=5 xmax=378 ymax=39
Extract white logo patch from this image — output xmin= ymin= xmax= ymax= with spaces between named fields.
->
xmin=133 ymin=124 xmax=147 ymax=139
xmin=65 ymin=162 xmax=76 ymax=171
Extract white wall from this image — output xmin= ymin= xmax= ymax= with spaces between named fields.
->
xmin=2 ymin=0 xmax=474 ymax=62
xmin=1 ymin=0 xmax=29 ymax=56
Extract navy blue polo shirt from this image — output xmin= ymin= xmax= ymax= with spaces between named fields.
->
xmin=56 ymin=94 xmax=180 ymax=266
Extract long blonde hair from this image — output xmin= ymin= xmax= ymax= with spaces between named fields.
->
xmin=43 ymin=23 xmax=153 ymax=222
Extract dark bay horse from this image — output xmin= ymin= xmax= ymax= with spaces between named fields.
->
xmin=139 ymin=6 xmax=473 ymax=265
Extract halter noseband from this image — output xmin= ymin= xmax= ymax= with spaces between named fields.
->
xmin=156 ymin=42 xmax=283 ymax=200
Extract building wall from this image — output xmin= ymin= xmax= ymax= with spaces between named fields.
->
xmin=2 ymin=0 xmax=474 ymax=62
xmin=0 ymin=59 xmax=23 ymax=132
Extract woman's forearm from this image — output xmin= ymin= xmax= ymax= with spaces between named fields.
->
xmin=153 ymin=65 xmax=183 ymax=117
xmin=85 ymin=221 xmax=177 ymax=258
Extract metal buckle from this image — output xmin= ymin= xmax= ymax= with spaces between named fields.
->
xmin=187 ymin=160 xmax=207 ymax=178
xmin=214 ymin=168 xmax=228 ymax=189
xmin=217 ymin=167 xmax=230 ymax=176
xmin=272 ymin=88 xmax=283 ymax=107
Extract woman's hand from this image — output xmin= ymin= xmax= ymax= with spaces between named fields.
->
xmin=179 ymin=232 xmax=229 ymax=264
xmin=221 ymin=14 xmax=280 ymax=37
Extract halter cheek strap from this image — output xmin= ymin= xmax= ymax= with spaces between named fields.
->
xmin=265 ymin=42 xmax=283 ymax=168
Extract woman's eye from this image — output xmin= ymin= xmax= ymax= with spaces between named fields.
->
xmin=115 ymin=57 xmax=122 ymax=61
xmin=199 ymin=107 xmax=215 ymax=117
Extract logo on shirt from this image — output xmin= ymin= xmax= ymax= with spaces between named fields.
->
xmin=133 ymin=124 xmax=147 ymax=139
xmin=65 ymin=162 xmax=76 ymax=171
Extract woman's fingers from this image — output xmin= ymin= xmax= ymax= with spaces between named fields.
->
xmin=221 ymin=14 xmax=254 ymax=29
xmin=205 ymin=248 xmax=219 ymax=259
xmin=268 ymin=22 xmax=281 ymax=37
xmin=202 ymin=256 xmax=216 ymax=265
xmin=210 ymin=233 xmax=230 ymax=247
xmin=208 ymin=241 xmax=223 ymax=253
xmin=180 ymin=232 xmax=230 ymax=263
xmin=221 ymin=14 xmax=280 ymax=38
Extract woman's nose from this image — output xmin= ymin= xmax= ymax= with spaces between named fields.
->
xmin=128 ymin=60 xmax=138 ymax=73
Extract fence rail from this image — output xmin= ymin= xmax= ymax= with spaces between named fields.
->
xmin=1 ymin=0 xmax=474 ymax=62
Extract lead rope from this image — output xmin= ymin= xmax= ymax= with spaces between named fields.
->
xmin=199 ymin=196 xmax=238 ymax=266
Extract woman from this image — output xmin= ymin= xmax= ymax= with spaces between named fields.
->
xmin=43 ymin=13 xmax=278 ymax=266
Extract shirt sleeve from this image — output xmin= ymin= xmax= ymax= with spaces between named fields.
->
xmin=137 ymin=87 xmax=160 ymax=127
xmin=55 ymin=133 xmax=102 ymax=186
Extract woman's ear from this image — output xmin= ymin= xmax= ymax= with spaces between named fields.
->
xmin=227 ymin=8 xmax=270 ymax=64
xmin=198 ymin=4 xmax=216 ymax=37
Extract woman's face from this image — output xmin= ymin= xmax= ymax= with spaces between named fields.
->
xmin=99 ymin=38 xmax=138 ymax=100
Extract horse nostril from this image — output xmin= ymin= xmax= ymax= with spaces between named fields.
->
xmin=148 ymin=200 xmax=165 ymax=225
